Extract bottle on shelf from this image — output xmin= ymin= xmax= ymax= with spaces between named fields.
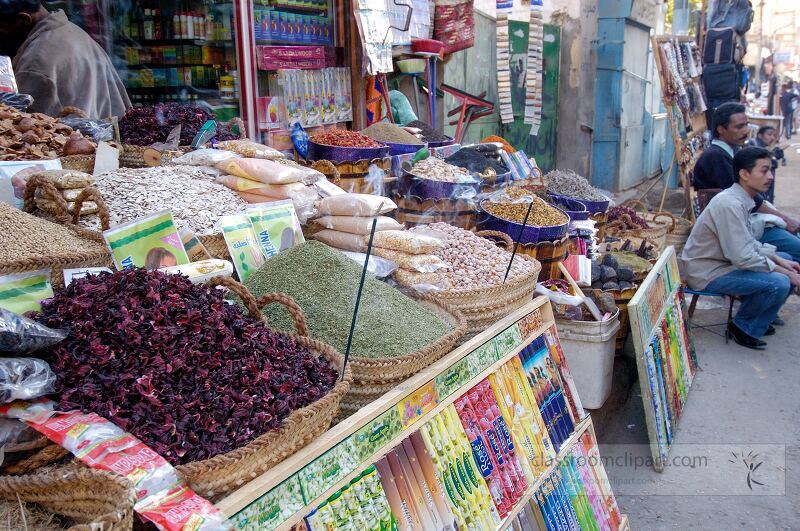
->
xmin=154 ymin=8 xmax=163 ymax=40
xmin=143 ymin=9 xmax=154 ymax=41
xmin=173 ymin=9 xmax=181 ymax=40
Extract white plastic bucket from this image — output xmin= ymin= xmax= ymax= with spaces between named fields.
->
xmin=556 ymin=310 xmax=621 ymax=409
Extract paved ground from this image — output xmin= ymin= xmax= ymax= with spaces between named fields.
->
xmin=597 ymin=143 xmax=800 ymax=529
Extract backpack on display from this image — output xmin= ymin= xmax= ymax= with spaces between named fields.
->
xmin=707 ymin=0 xmax=754 ymax=35
xmin=702 ymin=63 xmax=740 ymax=109
xmin=703 ymin=27 xmax=743 ymax=64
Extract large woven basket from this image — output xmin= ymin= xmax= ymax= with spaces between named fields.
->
xmin=11 ymin=177 xmax=112 ymax=289
xmin=664 ymin=216 xmax=693 ymax=256
xmin=120 ymin=117 xmax=246 ymax=168
xmin=606 ymin=214 xmax=672 ymax=253
xmin=346 ymin=295 xmax=466 ymax=387
xmin=0 ymin=466 xmax=135 ymax=530
xmin=425 ymin=231 xmax=541 ymax=338
xmin=2 ymin=278 xmax=351 ymax=502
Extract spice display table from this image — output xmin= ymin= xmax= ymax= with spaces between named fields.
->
xmin=216 ymin=297 xmax=627 ymax=530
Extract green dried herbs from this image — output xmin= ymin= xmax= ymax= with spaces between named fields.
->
xmin=241 ymin=241 xmax=453 ymax=359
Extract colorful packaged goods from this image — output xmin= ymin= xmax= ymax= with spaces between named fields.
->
xmin=543 ymin=327 xmax=586 ymax=422
xmin=488 ymin=357 xmax=556 ymax=480
xmin=419 ymin=406 xmax=501 ymax=529
xmin=453 ymin=388 xmax=523 ymax=517
xmin=518 ymin=336 xmax=576 ymax=450
xmin=305 ymin=466 xmax=394 ymax=531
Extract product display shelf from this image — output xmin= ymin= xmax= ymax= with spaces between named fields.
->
xmin=217 ymin=297 xmax=556 ymax=530
xmin=495 ymin=415 xmax=592 ymax=530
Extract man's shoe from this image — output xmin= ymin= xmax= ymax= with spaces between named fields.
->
xmin=726 ymin=322 xmax=767 ymax=350
xmin=764 ymin=325 xmax=776 ymax=336
xmin=772 ymin=317 xmax=785 ymax=326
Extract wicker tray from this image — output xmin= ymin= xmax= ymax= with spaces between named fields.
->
xmin=346 ymin=295 xmax=466 ymax=387
xmin=424 ymin=231 xmax=542 ymax=338
xmin=9 ymin=176 xmax=112 ymax=289
xmin=120 ymin=117 xmax=246 ymax=168
xmin=3 ymin=278 xmax=351 ymax=501
xmin=0 ymin=466 xmax=135 ymax=530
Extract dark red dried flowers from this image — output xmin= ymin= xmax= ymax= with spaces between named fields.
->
xmin=119 ymin=103 xmax=240 ymax=146
xmin=34 ymin=269 xmax=337 ymax=465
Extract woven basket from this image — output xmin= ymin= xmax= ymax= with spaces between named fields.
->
xmin=426 ymin=231 xmax=541 ymax=338
xmin=0 ymin=466 xmax=135 ymax=530
xmin=60 ymin=154 xmax=95 ymax=174
xmin=10 ymin=177 xmax=112 ymax=289
xmin=120 ymin=117 xmax=247 ymax=168
xmin=664 ymin=216 xmax=693 ymax=256
xmin=4 ymin=277 xmax=351 ymax=502
xmin=606 ymin=213 xmax=672 ymax=253
xmin=589 ymin=285 xmax=638 ymax=353
xmin=346 ymin=295 xmax=466 ymax=387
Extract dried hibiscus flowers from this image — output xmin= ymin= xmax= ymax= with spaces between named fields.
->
xmin=34 ymin=269 xmax=337 ymax=465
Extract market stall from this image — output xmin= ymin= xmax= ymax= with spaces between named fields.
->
xmin=0 ymin=0 xmax=696 ymax=516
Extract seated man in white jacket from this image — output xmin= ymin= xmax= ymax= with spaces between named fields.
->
xmin=681 ymin=147 xmax=800 ymax=350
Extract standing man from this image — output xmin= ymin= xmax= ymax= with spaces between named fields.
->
xmin=780 ymin=81 xmax=797 ymax=140
xmin=0 ymin=1 xmax=130 ymax=118
xmin=683 ymin=147 xmax=800 ymax=350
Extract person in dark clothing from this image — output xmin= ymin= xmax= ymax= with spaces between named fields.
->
xmin=691 ymin=102 xmax=800 ymax=263
xmin=747 ymin=126 xmax=784 ymax=203
xmin=780 ymin=82 xmax=797 ymax=139
xmin=693 ymin=102 xmax=757 ymax=206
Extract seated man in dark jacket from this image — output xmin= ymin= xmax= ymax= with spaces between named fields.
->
xmin=692 ymin=102 xmax=800 ymax=263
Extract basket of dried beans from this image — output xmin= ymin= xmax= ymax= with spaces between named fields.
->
xmin=1 ymin=272 xmax=351 ymax=501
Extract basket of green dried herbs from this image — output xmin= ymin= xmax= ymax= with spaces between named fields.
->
xmin=240 ymin=241 xmax=467 ymax=389
xmin=4 ymin=272 xmax=351 ymax=501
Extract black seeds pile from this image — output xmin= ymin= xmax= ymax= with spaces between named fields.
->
xmin=446 ymin=146 xmax=508 ymax=174
xmin=406 ymin=120 xmax=450 ymax=143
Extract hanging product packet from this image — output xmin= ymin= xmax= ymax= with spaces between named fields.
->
xmin=103 ymin=211 xmax=190 ymax=271
xmin=0 ymin=269 xmax=53 ymax=314
xmin=247 ymin=200 xmax=305 ymax=259
xmin=0 ymin=400 xmax=230 ymax=531
xmin=218 ymin=214 xmax=265 ymax=282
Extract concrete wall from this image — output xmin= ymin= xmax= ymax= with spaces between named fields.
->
xmin=550 ymin=0 xmax=600 ymax=178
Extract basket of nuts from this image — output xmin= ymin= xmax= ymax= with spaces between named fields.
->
xmin=480 ymin=187 xmax=570 ymax=244
xmin=408 ymin=223 xmax=542 ymax=337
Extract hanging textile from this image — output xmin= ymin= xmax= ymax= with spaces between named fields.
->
xmin=496 ymin=0 xmax=513 ymax=123
xmin=524 ymin=0 xmax=544 ymax=134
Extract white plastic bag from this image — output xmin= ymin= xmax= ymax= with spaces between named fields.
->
xmin=172 ymin=149 xmax=240 ymax=166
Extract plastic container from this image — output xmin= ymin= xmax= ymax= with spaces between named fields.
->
xmin=547 ymin=194 xmax=588 ymax=221
xmin=385 ymin=141 xmax=427 ymax=156
xmin=307 ymin=140 xmax=389 ymax=163
xmin=555 ymin=310 xmax=620 ymax=409
xmin=396 ymin=58 xmax=426 ymax=73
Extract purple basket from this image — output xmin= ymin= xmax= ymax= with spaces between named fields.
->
xmin=548 ymin=194 xmax=588 ymax=221
xmin=427 ymin=136 xmax=455 ymax=149
xmin=385 ymin=141 xmax=427 ymax=156
xmin=308 ymin=140 xmax=389 ymax=163
xmin=550 ymin=192 xmax=610 ymax=214
xmin=398 ymin=168 xmax=481 ymax=201
xmin=479 ymin=199 xmax=569 ymax=244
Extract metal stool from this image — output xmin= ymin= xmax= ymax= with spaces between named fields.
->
xmin=684 ymin=286 xmax=735 ymax=343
